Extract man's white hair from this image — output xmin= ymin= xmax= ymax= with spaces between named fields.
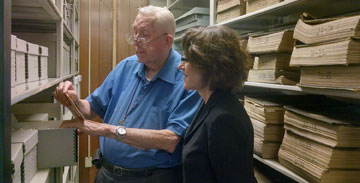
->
xmin=137 ymin=5 xmax=175 ymax=36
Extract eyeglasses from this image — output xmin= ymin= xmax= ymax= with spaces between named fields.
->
xmin=181 ymin=57 xmax=188 ymax=62
xmin=125 ymin=33 xmax=168 ymax=48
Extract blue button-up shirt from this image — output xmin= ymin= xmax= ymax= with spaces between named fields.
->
xmin=86 ymin=49 xmax=201 ymax=168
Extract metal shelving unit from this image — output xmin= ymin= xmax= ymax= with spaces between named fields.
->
xmin=253 ymin=154 xmax=309 ymax=183
xmin=244 ymin=82 xmax=360 ymax=99
xmin=168 ymin=0 xmax=210 ymax=18
xmin=213 ymin=0 xmax=360 ymax=35
xmin=11 ymin=73 xmax=77 ymax=105
xmin=166 ymin=0 xmax=360 ymax=182
xmin=12 ymin=0 xmax=62 ymax=21
xmin=1 ymin=0 xmax=80 ymax=182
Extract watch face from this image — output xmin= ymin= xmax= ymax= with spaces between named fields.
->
xmin=118 ymin=127 xmax=126 ymax=135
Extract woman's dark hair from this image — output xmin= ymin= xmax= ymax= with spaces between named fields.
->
xmin=182 ymin=25 xmax=247 ymax=91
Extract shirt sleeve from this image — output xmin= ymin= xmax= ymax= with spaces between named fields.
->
xmin=166 ymin=90 xmax=202 ymax=138
xmin=86 ymin=62 xmax=122 ymax=119
xmin=207 ymin=114 xmax=255 ymax=183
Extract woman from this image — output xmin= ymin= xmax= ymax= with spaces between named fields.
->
xmin=178 ymin=25 xmax=256 ymax=183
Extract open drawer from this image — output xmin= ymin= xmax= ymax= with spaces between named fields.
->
xmin=13 ymin=120 xmax=78 ymax=168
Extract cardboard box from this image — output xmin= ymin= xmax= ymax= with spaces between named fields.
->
xmin=246 ymin=0 xmax=283 ymax=14
xmin=15 ymin=113 xmax=49 ymax=122
xmin=11 ymin=129 xmax=38 ymax=183
xmin=13 ymin=33 xmax=57 ymax=78
xmin=39 ymin=46 xmax=48 ymax=80
xmin=16 ymin=38 xmax=27 ymax=85
xmin=14 ymin=121 xmax=78 ymax=168
xmin=11 ymin=143 xmax=23 ymax=183
xmin=216 ymin=0 xmax=246 ymax=23
xmin=12 ymin=103 xmax=62 ymax=120
xmin=63 ymin=41 xmax=71 ymax=75
xmin=11 ymin=35 xmax=17 ymax=88
xmin=26 ymin=42 xmax=40 ymax=82
xmin=29 ymin=169 xmax=52 ymax=183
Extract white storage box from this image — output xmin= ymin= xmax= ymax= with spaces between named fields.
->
xmin=12 ymin=103 xmax=62 ymax=120
xmin=26 ymin=42 xmax=40 ymax=83
xmin=15 ymin=113 xmax=49 ymax=122
xmin=63 ymin=41 xmax=71 ymax=75
xmin=16 ymin=38 xmax=27 ymax=85
xmin=14 ymin=120 xmax=78 ymax=168
xmin=11 ymin=143 xmax=23 ymax=183
xmin=29 ymin=169 xmax=52 ymax=183
xmin=11 ymin=35 xmax=17 ymax=88
xmin=39 ymin=46 xmax=48 ymax=80
xmin=11 ymin=129 xmax=38 ymax=183
xmin=13 ymin=33 xmax=57 ymax=78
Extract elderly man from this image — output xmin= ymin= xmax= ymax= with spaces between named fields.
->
xmin=55 ymin=5 xmax=201 ymax=183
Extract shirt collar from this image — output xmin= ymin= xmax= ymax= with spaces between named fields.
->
xmin=134 ymin=49 xmax=179 ymax=85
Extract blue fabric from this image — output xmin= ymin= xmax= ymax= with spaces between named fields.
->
xmin=86 ymin=49 xmax=201 ymax=168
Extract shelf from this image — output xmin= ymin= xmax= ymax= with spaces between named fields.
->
xmin=63 ymin=22 xmax=75 ymax=41
xmin=253 ymin=154 xmax=309 ymax=183
xmin=12 ymin=0 xmax=62 ymax=21
xmin=216 ymin=0 xmax=360 ymax=35
xmin=11 ymin=73 xmax=77 ymax=105
xmin=174 ymin=36 xmax=182 ymax=43
xmin=168 ymin=0 xmax=210 ymax=18
xmin=168 ymin=0 xmax=209 ymax=10
xmin=244 ymin=82 xmax=360 ymax=99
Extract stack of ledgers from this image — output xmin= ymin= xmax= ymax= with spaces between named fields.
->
xmin=247 ymin=30 xmax=300 ymax=85
xmin=239 ymin=39 xmax=254 ymax=79
xmin=245 ymin=0 xmax=284 ymax=14
xmin=279 ymin=104 xmax=360 ymax=183
xmin=244 ymin=96 xmax=285 ymax=159
xmin=289 ymin=14 xmax=360 ymax=91
xmin=244 ymin=95 xmax=325 ymax=159
xmin=216 ymin=0 xmax=246 ymax=23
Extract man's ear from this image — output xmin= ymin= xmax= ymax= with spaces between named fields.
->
xmin=165 ymin=34 xmax=174 ymax=48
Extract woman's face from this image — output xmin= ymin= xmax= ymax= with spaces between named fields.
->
xmin=178 ymin=58 xmax=206 ymax=91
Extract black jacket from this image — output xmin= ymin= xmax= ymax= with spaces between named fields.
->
xmin=182 ymin=90 xmax=256 ymax=183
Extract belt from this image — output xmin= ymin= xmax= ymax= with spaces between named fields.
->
xmin=102 ymin=160 xmax=158 ymax=177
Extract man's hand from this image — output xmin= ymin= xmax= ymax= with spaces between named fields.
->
xmin=60 ymin=118 xmax=98 ymax=137
xmin=54 ymin=81 xmax=79 ymax=107
xmin=60 ymin=118 xmax=117 ymax=138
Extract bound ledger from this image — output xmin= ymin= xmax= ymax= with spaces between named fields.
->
xmin=282 ymin=130 xmax=360 ymax=169
xmin=283 ymin=106 xmax=360 ymax=148
xmin=299 ymin=65 xmax=360 ymax=90
xmin=244 ymin=96 xmax=285 ymax=124
xmin=216 ymin=0 xmax=246 ymax=23
xmin=247 ymin=69 xmax=299 ymax=85
xmin=253 ymin=53 xmax=295 ymax=70
xmin=251 ymin=118 xmax=284 ymax=142
xmin=293 ymin=14 xmax=360 ymax=44
xmin=278 ymin=146 xmax=360 ymax=183
xmin=290 ymin=38 xmax=360 ymax=66
xmin=247 ymin=30 xmax=294 ymax=54
xmin=279 ymin=105 xmax=360 ymax=183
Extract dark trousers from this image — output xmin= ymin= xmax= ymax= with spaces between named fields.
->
xmin=94 ymin=166 xmax=183 ymax=183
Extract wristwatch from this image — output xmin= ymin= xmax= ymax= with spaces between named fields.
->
xmin=116 ymin=126 xmax=127 ymax=141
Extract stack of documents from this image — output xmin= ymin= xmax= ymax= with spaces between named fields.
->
xmin=279 ymin=105 xmax=360 ymax=183
xmin=247 ymin=30 xmax=299 ymax=85
xmin=290 ymin=14 xmax=360 ymax=90
xmin=244 ymin=96 xmax=285 ymax=158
